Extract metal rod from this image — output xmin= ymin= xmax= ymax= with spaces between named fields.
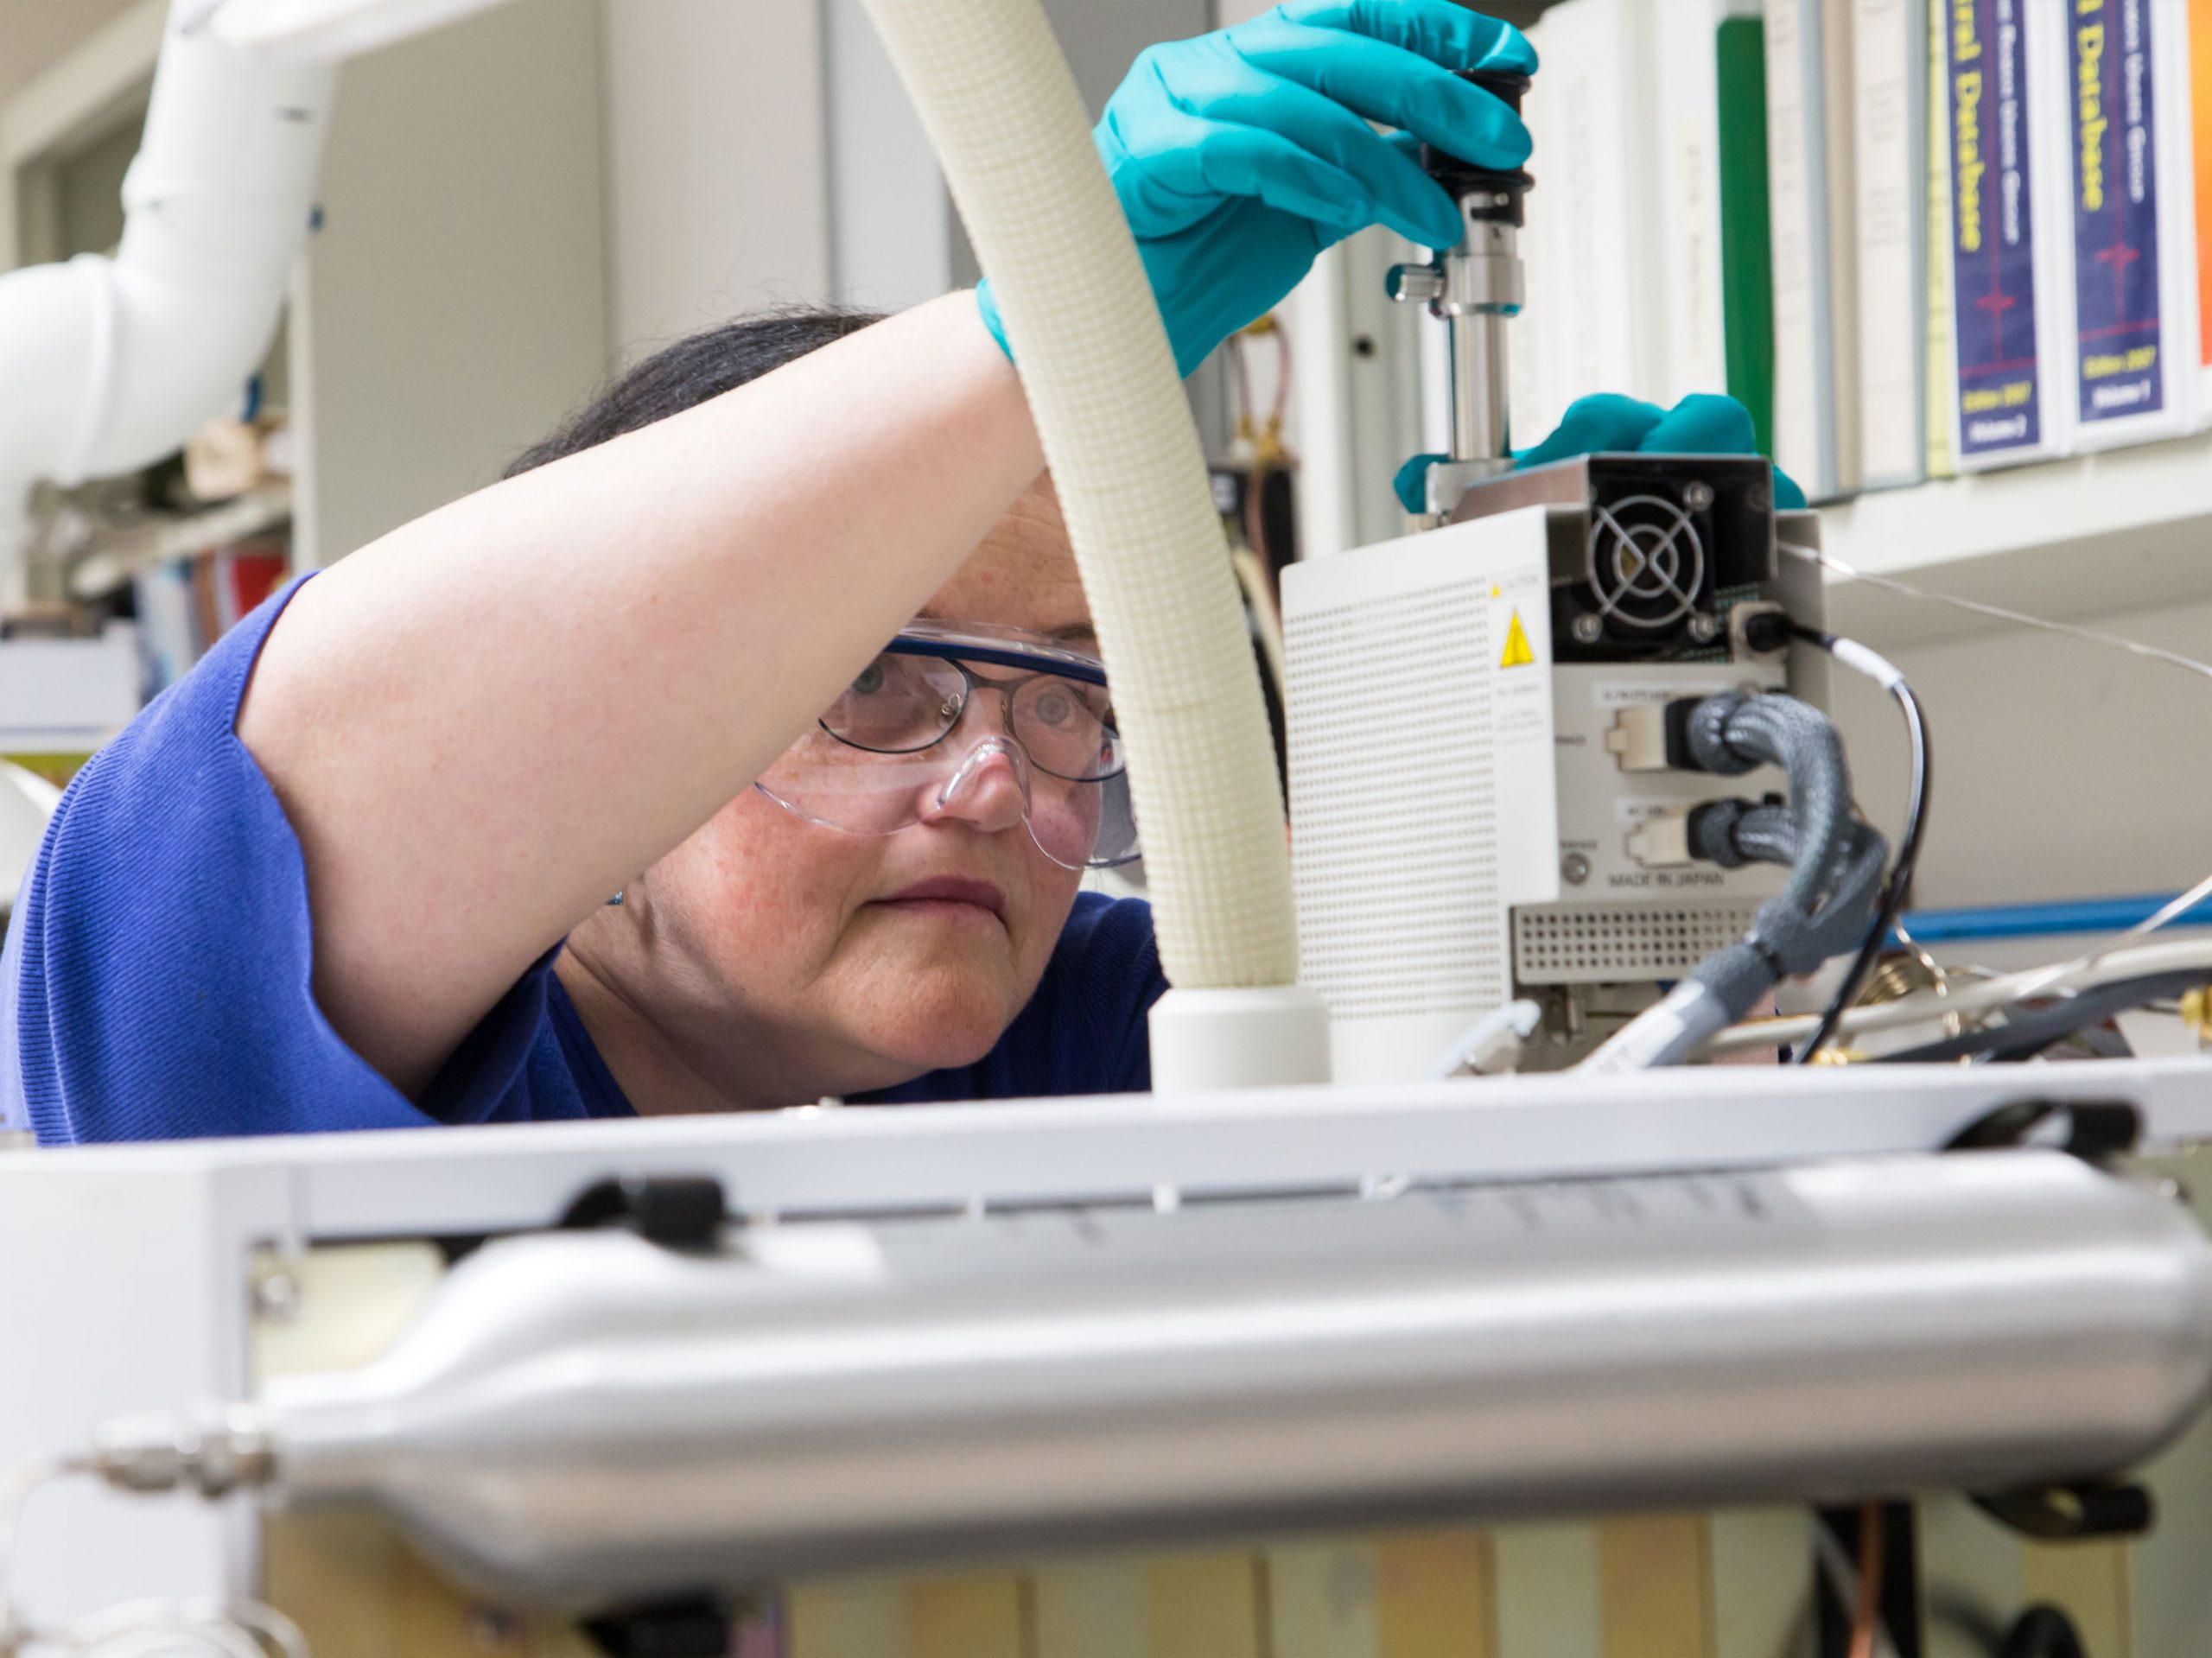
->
xmin=1447 ymin=309 xmax=1510 ymax=464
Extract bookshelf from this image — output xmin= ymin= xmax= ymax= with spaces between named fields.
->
xmin=1817 ymin=431 xmax=2212 ymax=647
xmin=1 ymin=0 xmax=606 ymax=762
xmin=64 ymin=484 xmax=293 ymax=601
xmin=1475 ymin=0 xmax=2212 ymax=670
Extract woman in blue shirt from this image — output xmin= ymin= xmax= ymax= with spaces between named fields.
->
xmin=3 ymin=2 xmax=1773 ymax=1142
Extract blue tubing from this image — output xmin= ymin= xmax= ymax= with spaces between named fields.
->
xmin=1896 ymin=893 xmax=2212 ymax=946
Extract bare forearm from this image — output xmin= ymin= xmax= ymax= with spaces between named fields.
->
xmin=238 ymin=293 xmax=1041 ymax=1090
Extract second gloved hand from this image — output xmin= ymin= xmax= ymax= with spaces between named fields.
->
xmin=979 ymin=0 xmax=1535 ymax=378
xmin=1392 ymin=393 xmax=1809 ymax=514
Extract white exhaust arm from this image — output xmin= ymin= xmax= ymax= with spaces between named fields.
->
xmin=0 ymin=0 xmax=334 ymax=596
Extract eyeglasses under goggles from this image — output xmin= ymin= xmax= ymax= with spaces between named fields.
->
xmin=753 ymin=619 xmax=1140 ymax=870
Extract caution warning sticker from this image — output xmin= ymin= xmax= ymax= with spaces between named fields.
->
xmin=1499 ymin=610 xmax=1535 ymax=669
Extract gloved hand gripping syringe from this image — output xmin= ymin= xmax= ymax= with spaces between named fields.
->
xmin=1387 ymin=67 xmax=1532 ymax=519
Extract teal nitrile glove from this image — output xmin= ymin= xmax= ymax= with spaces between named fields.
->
xmin=976 ymin=0 xmax=1536 ymax=378
xmin=1392 ymin=392 xmax=1808 ymax=513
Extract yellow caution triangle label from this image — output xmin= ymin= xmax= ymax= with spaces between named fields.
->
xmin=1499 ymin=609 xmax=1535 ymax=670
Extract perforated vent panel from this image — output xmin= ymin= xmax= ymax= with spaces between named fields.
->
xmin=1286 ymin=581 xmax=1509 ymax=1020
xmin=1515 ymin=901 xmax=1764 ymax=985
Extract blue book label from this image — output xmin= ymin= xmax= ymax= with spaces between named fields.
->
xmin=1949 ymin=0 xmax=2046 ymax=454
xmin=2069 ymin=0 xmax=2166 ymax=422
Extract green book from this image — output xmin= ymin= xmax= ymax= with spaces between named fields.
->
xmin=1716 ymin=17 xmax=1776 ymax=459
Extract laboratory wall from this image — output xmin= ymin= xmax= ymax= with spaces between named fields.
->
xmin=0 ymin=1 xmax=137 ymax=111
xmin=823 ymin=0 xmax=952 ymax=308
xmin=600 ymin=0 xmax=830 ymax=358
xmin=1827 ymin=595 xmax=2212 ymax=912
xmin=291 ymin=0 xmax=608 ymax=569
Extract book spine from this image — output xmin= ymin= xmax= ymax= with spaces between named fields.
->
xmin=1764 ymin=0 xmax=1840 ymax=499
xmin=1511 ymin=0 xmax=1663 ymax=428
xmin=1927 ymin=0 xmax=1959 ymax=476
xmin=1822 ymin=0 xmax=1864 ymax=495
xmin=1855 ymin=0 xmax=1930 ymax=486
xmin=2033 ymin=0 xmax=2085 ymax=455
xmin=1616 ymin=2 xmax=1670 ymax=404
xmin=1718 ymin=16 xmax=1777 ymax=454
xmin=1656 ymin=0 xmax=1730 ymax=404
xmin=2191 ymin=0 xmax=2212 ymax=414
xmin=188 ymin=554 xmax=219 ymax=656
xmin=213 ymin=552 xmax=244 ymax=634
xmin=232 ymin=548 xmax=289 ymax=617
xmin=130 ymin=563 xmax=198 ymax=692
xmin=1948 ymin=0 xmax=2069 ymax=467
xmin=1511 ymin=8 xmax=1566 ymax=439
xmin=2162 ymin=0 xmax=2203 ymax=425
xmin=2068 ymin=0 xmax=2190 ymax=445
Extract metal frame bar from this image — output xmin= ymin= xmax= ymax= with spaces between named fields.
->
xmin=18 ymin=1058 xmax=2212 ymax=1245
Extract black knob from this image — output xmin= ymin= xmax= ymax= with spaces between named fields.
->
xmin=1465 ymin=67 xmax=1529 ymax=115
xmin=1419 ymin=69 xmax=1534 ymax=227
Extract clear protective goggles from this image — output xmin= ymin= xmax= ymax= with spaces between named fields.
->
xmin=754 ymin=619 xmax=1141 ymax=870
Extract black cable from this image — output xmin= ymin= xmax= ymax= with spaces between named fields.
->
xmin=1874 ymin=969 xmax=2205 ymax=1064
xmin=1789 ymin=626 xmax=1931 ymax=1064
xmin=1999 ymin=1606 xmax=2086 ymax=1658
xmin=1581 ymin=687 xmax=1888 ymax=1070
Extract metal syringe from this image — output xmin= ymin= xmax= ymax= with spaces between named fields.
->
xmin=1388 ymin=68 xmax=1531 ymax=520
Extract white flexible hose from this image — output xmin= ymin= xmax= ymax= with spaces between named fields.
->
xmin=0 ymin=0 xmax=334 ymax=591
xmin=857 ymin=0 xmax=1319 ymax=1077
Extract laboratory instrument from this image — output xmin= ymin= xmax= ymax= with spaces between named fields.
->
xmin=0 ymin=5 xmax=2207 ymax=1658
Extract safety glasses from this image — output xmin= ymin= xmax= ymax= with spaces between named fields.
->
xmin=753 ymin=620 xmax=1141 ymax=869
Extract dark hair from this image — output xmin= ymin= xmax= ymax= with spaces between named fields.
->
xmin=505 ymin=304 xmax=886 ymax=480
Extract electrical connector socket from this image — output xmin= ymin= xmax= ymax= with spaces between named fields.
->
xmin=1608 ymin=696 xmax=1735 ymax=772
xmin=1626 ymin=810 xmax=1694 ymax=868
xmin=1604 ymin=706 xmax=1672 ymax=772
xmin=1730 ymin=601 xmax=1793 ymax=661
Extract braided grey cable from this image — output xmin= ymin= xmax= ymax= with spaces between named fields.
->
xmin=1583 ymin=691 xmax=1888 ymax=1071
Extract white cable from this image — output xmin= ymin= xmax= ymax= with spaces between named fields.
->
xmin=0 ymin=1457 xmax=88 ymax=1656
xmin=1704 ymin=935 xmax=2212 ymax=1057
xmin=2004 ymin=867 xmax=2212 ymax=1004
xmin=1426 ymin=1000 xmax=1541 ymax=1080
xmin=211 ymin=1604 xmax=307 ymax=1658
xmin=2 ymin=1453 xmax=306 ymax=1658
xmin=1581 ymin=981 xmax=1722 ymax=1073
xmin=1784 ymin=538 xmax=2212 ymax=1043
xmin=1784 ymin=543 xmax=2212 ymax=683
xmin=1823 ymin=633 xmax=1906 ymax=695
xmin=67 ymin=1612 xmax=262 ymax=1658
xmin=61 ymin=1598 xmax=305 ymax=1658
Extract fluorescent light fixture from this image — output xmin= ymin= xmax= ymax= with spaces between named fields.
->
xmin=206 ymin=0 xmax=519 ymax=62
